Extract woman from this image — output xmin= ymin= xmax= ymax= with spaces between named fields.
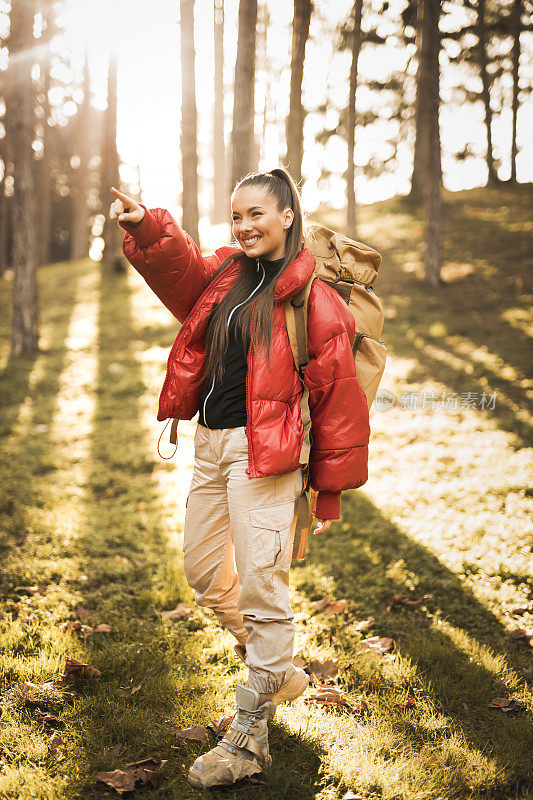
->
xmin=109 ymin=168 xmax=370 ymax=788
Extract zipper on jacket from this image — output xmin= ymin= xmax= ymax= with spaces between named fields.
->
xmin=201 ymin=260 xmax=265 ymax=428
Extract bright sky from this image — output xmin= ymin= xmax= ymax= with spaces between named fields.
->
xmin=51 ymin=0 xmax=533 ymax=226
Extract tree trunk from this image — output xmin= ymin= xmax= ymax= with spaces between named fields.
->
xmin=0 ymin=127 xmax=11 ymax=277
xmin=100 ymin=53 xmax=121 ymax=270
xmin=37 ymin=57 xmax=53 ymax=266
xmin=285 ymin=0 xmax=312 ymax=185
xmin=510 ymin=0 xmax=522 ymax=183
xmin=7 ymin=0 xmax=40 ymax=355
xmin=71 ymin=50 xmax=92 ymax=260
xmin=420 ymin=0 xmax=442 ymax=286
xmin=212 ymin=0 xmax=226 ymax=224
xmin=477 ymin=0 xmax=498 ymax=184
xmin=409 ymin=0 xmax=425 ymax=202
xmin=345 ymin=0 xmax=363 ymax=239
xmin=180 ymin=0 xmax=200 ymax=245
xmin=231 ymin=0 xmax=258 ymax=189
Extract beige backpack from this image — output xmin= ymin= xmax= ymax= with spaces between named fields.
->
xmin=286 ymin=224 xmax=386 ymax=560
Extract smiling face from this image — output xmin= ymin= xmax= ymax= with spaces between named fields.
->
xmin=231 ymin=185 xmax=294 ymax=261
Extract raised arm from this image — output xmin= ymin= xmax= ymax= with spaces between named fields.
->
xmin=109 ymin=187 xmax=235 ymax=323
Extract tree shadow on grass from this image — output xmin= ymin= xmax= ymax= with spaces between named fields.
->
xmin=296 ymin=490 xmax=533 ymax=797
xmin=0 ymin=264 xmax=89 ymax=563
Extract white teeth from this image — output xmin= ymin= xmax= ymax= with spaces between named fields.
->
xmin=243 ymin=236 xmax=261 ymax=245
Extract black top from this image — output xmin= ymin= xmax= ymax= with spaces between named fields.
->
xmin=198 ymin=254 xmax=285 ymax=429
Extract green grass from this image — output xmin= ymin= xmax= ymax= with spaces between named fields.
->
xmin=0 ymin=185 xmax=532 ymax=799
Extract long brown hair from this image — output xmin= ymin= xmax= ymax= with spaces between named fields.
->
xmin=203 ymin=168 xmax=306 ymax=387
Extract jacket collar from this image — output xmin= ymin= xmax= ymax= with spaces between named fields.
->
xmin=227 ymin=246 xmax=315 ymax=301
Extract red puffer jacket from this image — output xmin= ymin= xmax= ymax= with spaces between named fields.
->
xmin=119 ymin=205 xmax=370 ymax=520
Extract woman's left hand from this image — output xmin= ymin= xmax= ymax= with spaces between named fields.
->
xmin=313 ymin=519 xmax=334 ymax=535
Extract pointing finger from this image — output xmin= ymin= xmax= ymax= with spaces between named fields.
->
xmin=110 ymin=186 xmax=135 ymax=205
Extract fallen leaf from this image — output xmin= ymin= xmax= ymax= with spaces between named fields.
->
xmin=14 ymin=585 xmax=46 ymax=597
xmin=305 ymin=685 xmax=356 ymax=712
xmin=507 ymin=628 xmax=533 ymax=647
xmin=94 ymin=623 xmax=113 ymax=633
xmin=114 ymin=555 xmax=129 ymax=565
xmin=307 ymin=659 xmax=339 ymax=681
xmin=387 ymin=594 xmax=422 ymax=612
xmin=177 ymin=725 xmax=208 ymax=744
xmin=61 ymin=657 xmax=101 ymax=682
xmin=48 ymin=732 xmax=64 ymax=754
xmin=95 ymin=757 xmax=167 ymax=795
xmin=357 ymin=636 xmax=394 ymax=656
xmin=34 ymin=710 xmax=62 ymax=725
xmin=488 ymin=697 xmax=522 ymax=713
xmin=60 ymin=620 xmax=82 ymax=632
xmin=313 ymin=597 xmax=347 ymax=616
xmin=118 ymin=682 xmax=143 ymax=698
xmin=103 ymin=743 xmax=125 ymax=758
xmin=207 ymin=715 xmax=234 ymax=737
xmin=354 ymin=617 xmax=374 ymax=632
xmin=160 ymin=603 xmax=192 ymax=620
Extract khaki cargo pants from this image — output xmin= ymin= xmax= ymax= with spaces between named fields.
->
xmin=183 ymin=423 xmax=303 ymax=694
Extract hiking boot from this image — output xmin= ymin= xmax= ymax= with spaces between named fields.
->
xmin=187 ymin=684 xmax=275 ymax=788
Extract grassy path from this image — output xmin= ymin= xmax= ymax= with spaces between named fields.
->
xmin=0 ymin=187 xmax=532 ymax=799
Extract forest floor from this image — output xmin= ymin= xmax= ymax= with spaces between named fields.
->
xmin=0 ymin=183 xmax=532 ymax=800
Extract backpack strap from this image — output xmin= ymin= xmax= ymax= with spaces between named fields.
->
xmin=284 ymin=274 xmax=315 ymax=465
xmin=284 ymin=274 xmax=318 ymax=561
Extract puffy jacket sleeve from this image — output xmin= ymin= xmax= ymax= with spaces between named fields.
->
xmin=304 ymin=281 xmax=370 ymax=520
xmin=119 ymin=204 xmax=231 ymax=323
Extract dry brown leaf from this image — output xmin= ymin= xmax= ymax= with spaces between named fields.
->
xmin=95 ymin=757 xmax=167 ymax=794
xmin=60 ymin=620 xmax=82 ymax=632
xmin=488 ymin=697 xmax=523 ymax=713
xmin=160 ymin=603 xmax=192 ymax=621
xmin=48 ymin=733 xmax=64 ymax=754
xmin=308 ymin=659 xmax=339 ymax=681
xmin=305 ymin=685 xmax=356 ymax=712
xmin=313 ymin=597 xmax=347 ymax=616
xmin=103 ymin=743 xmax=125 ymax=758
xmin=14 ymin=585 xmax=46 ymax=597
xmin=507 ymin=628 xmax=533 ymax=647
xmin=177 ymin=725 xmax=208 ymax=744
xmin=118 ymin=682 xmax=143 ymax=698
xmin=207 ymin=715 xmax=234 ymax=737
xmin=34 ymin=710 xmax=62 ymax=725
xmin=357 ymin=636 xmax=394 ymax=656
xmin=387 ymin=594 xmax=422 ymax=612
xmin=94 ymin=623 xmax=113 ymax=633
xmin=354 ymin=617 xmax=374 ymax=632
xmin=61 ymin=657 xmax=101 ymax=682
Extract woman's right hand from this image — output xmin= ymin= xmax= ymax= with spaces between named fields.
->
xmin=109 ymin=186 xmax=145 ymax=226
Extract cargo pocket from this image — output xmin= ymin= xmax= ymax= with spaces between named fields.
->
xmin=247 ymin=500 xmax=296 ymax=573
